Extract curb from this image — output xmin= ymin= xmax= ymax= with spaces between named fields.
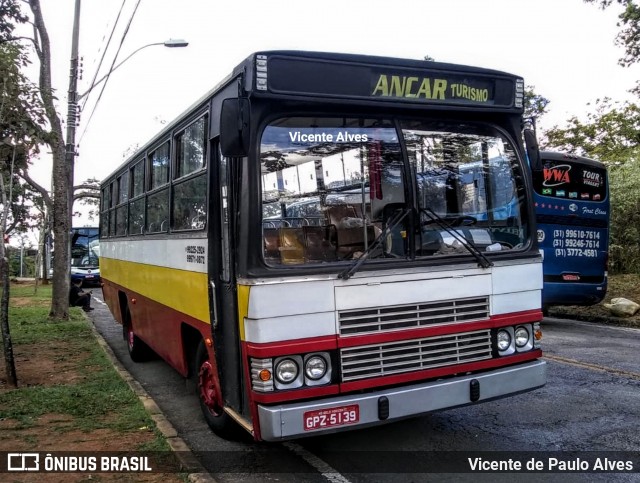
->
xmin=86 ymin=316 xmax=217 ymax=483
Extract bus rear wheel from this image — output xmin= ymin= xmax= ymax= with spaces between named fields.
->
xmin=195 ymin=341 xmax=239 ymax=439
xmin=123 ymin=308 xmax=151 ymax=362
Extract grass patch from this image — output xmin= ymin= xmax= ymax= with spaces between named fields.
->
xmin=0 ymin=283 xmax=171 ymax=452
xmin=0 ymin=369 xmax=149 ymax=430
xmin=9 ymin=307 xmax=89 ymax=344
xmin=9 ymin=282 xmax=52 ymax=300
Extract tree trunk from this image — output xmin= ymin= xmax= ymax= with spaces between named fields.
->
xmin=29 ymin=0 xmax=70 ymax=319
xmin=0 ymin=255 xmax=17 ymax=388
xmin=0 ymin=150 xmax=17 ymax=387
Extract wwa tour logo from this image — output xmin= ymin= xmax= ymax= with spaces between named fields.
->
xmin=542 ymin=164 xmax=571 ymax=187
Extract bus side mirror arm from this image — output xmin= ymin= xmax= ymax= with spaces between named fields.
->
xmin=220 ymin=97 xmax=250 ymax=157
xmin=524 ymin=129 xmax=542 ymax=171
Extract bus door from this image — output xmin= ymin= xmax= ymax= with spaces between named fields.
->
xmin=208 ymin=142 xmax=243 ymax=413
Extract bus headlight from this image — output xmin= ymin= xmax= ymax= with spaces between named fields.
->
xmin=497 ymin=330 xmax=511 ymax=351
xmin=273 ymin=355 xmax=304 ymax=389
xmin=275 ymin=358 xmax=298 ymax=383
xmin=514 ymin=326 xmax=530 ymax=348
xmin=515 ymin=324 xmax=534 ymax=352
xmin=305 ymin=356 xmax=327 ymax=380
xmin=303 ymin=352 xmax=332 ymax=386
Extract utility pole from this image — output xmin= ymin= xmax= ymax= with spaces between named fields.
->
xmin=66 ymin=0 xmax=81 ymax=221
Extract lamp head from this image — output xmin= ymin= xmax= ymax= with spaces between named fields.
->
xmin=163 ymin=39 xmax=188 ymax=48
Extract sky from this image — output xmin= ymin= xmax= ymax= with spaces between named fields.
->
xmin=25 ymin=0 xmax=640 ymax=225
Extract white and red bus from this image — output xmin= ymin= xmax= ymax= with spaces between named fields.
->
xmin=100 ymin=51 xmax=546 ymax=441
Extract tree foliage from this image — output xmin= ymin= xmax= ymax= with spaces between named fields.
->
xmin=544 ymin=98 xmax=640 ymax=162
xmin=0 ymin=0 xmax=27 ymax=42
xmin=585 ymin=0 xmax=640 ymax=67
xmin=543 ymin=96 xmax=640 ymax=273
xmin=607 ymin=157 xmax=640 ymax=273
xmin=524 ymin=85 xmax=551 ymax=121
xmin=1 ymin=43 xmax=47 ymax=235
xmin=0 ymin=0 xmax=36 ymax=388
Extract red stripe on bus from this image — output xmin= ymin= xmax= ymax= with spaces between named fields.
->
xmin=102 ymin=279 xmax=212 ymax=377
xmin=338 ymin=310 xmax=542 ymax=348
xmin=245 ymin=336 xmax=338 ymax=358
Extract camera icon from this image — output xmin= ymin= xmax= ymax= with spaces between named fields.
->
xmin=7 ymin=453 xmax=40 ymax=471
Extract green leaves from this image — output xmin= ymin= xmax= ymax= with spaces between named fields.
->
xmin=584 ymin=0 xmax=640 ymax=67
xmin=544 ymin=98 xmax=640 ymax=163
xmin=543 ymin=95 xmax=640 ymax=273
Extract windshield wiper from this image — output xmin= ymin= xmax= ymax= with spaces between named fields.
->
xmin=338 ymin=207 xmax=413 ymax=280
xmin=420 ymin=208 xmax=493 ymax=269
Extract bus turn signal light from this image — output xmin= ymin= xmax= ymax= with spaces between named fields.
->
xmin=259 ymin=369 xmax=272 ymax=382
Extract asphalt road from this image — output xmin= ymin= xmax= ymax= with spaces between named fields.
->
xmin=89 ymin=290 xmax=640 ymax=482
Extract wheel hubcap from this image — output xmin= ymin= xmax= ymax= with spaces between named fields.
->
xmin=198 ymin=360 xmax=222 ymax=417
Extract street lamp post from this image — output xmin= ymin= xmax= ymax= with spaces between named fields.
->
xmin=77 ymin=39 xmax=189 ymax=101
xmin=61 ymin=3 xmax=187 ymax=312
xmin=65 ymin=35 xmax=188 ymax=213
xmin=66 ymin=36 xmax=188 ymax=214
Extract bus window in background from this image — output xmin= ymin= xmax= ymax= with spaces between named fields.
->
xmin=532 ymin=151 xmax=609 ymax=310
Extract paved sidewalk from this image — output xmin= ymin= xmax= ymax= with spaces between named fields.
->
xmin=87 ymin=315 xmax=216 ymax=483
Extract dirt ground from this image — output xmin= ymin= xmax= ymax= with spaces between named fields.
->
xmin=0 ymin=332 xmax=185 ymax=482
xmin=548 ymin=273 xmax=640 ymax=327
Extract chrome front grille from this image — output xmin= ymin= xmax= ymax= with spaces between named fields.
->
xmin=340 ymin=330 xmax=492 ymax=382
xmin=338 ymin=297 xmax=489 ymax=336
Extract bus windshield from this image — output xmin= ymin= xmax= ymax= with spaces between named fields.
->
xmin=260 ymin=117 xmax=528 ymax=266
xmin=71 ymin=228 xmax=100 ymax=268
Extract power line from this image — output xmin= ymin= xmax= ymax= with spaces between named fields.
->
xmin=79 ymin=0 xmax=129 ymax=112
xmin=78 ymin=0 xmax=142 ymax=145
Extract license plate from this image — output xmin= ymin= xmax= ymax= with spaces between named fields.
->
xmin=303 ymin=404 xmax=359 ymax=431
xmin=85 ymin=275 xmax=94 ymax=279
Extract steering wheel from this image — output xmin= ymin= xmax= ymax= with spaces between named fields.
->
xmin=453 ymin=215 xmax=477 ymax=226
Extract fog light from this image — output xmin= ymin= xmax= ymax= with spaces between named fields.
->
xmin=304 ymin=355 xmax=327 ymax=380
xmin=275 ymin=358 xmax=299 ymax=384
xmin=514 ymin=326 xmax=530 ymax=347
xmin=497 ymin=330 xmax=511 ymax=351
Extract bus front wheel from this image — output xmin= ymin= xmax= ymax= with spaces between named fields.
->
xmin=195 ymin=341 xmax=239 ymax=439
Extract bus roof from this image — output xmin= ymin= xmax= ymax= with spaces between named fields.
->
xmin=102 ymin=50 xmax=524 ymax=185
xmin=240 ymin=50 xmax=521 ymax=77
xmin=540 ymin=151 xmax=607 ymax=169
xmin=242 ymin=51 xmax=521 ymax=108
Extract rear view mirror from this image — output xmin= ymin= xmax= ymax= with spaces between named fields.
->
xmin=220 ymin=97 xmax=250 ymax=157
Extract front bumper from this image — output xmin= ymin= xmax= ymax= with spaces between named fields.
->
xmin=258 ymin=359 xmax=546 ymax=441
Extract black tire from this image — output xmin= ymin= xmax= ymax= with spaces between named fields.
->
xmin=194 ymin=341 xmax=240 ymax=439
xmin=123 ymin=307 xmax=151 ymax=362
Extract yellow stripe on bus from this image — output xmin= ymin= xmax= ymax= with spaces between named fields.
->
xmin=101 ymin=257 xmax=210 ymax=323
xmin=237 ymin=284 xmax=250 ymax=341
